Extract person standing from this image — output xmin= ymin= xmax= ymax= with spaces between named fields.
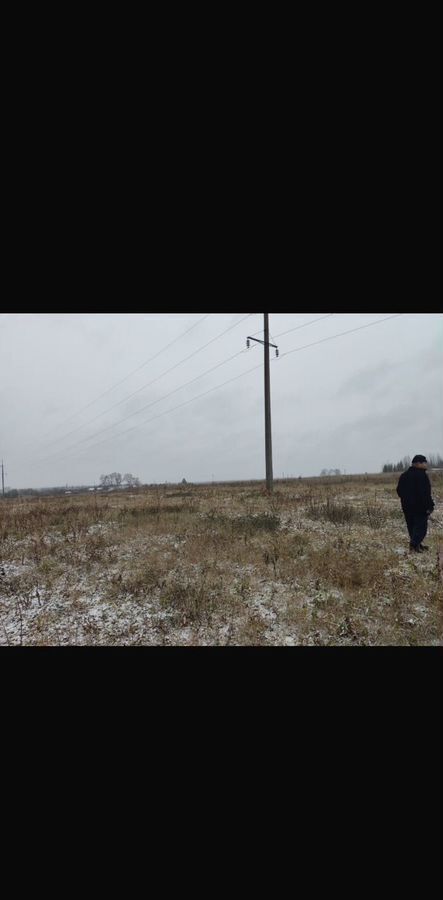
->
xmin=396 ymin=455 xmax=435 ymax=552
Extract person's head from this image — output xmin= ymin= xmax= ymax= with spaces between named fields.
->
xmin=412 ymin=455 xmax=428 ymax=470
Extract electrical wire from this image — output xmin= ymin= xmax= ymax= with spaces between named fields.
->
xmin=37 ymin=313 xmax=212 ymax=439
xmin=274 ymin=313 xmax=335 ymax=339
xmin=249 ymin=313 xmax=335 ymax=340
xmin=34 ymin=313 xmax=256 ymax=454
xmin=29 ymin=314 xmax=258 ymax=465
xmin=29 ymin=313 xmax=405 ymax=470
xmin=36 ymin=346 xmax=253 ymax=463
xmin=278 ymin=313 xmax=404 ymax=360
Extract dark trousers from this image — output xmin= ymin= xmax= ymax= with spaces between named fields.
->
xmin=402 ymin=509 xmax=428 ymax=548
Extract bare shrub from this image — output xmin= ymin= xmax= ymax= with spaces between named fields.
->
xmin=160 ymin=572 xmax=216 ymax=624
xmin=107 ymin=560 xmax=163 ymax=601
xmin=306 ymin=545 xmax=386 ymax=591
xmin=365 ymin=503 xmax=385 ymax=529
xmin=307 ymin=496 xmax=357 ymax=525
xmin=234 ymin=612 xmax=269 ymax=646
xmin=263 ymin=543 xmax=281 ymax=577
xmin=231 ymin=514 xmax=280 ymax=535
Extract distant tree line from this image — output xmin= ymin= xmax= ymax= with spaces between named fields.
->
xmin=427 ymin=453 xmax=443 ymax=468
xmin=1 ymin=473 xmax=142 ymax=499
xmin=382 ymin=453 xmax=443 ymax=473
xmin=382 ymin=456 xmax=411 ymax=473
xmin=99 ymin=472 xmax=141 ymax=488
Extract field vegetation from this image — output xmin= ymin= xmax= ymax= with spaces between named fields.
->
xmin=1 ymin=472 xmax=442 ymax=646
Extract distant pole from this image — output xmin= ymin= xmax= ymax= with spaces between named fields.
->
xmin=264 ymin=314 xmax=274 ymax=493
xmin=1 ymin=461 xmax=4 ymax=497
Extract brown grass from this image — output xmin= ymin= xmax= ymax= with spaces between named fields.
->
xmin=0 ymin=472 xmax=442 ymax=646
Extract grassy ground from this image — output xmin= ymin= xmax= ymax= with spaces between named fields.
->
xmin=1 ymin=473 xmax=442 ymax=646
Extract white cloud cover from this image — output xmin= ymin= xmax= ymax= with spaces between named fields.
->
xmin=0 ymin=312 xmax=441 ymax=488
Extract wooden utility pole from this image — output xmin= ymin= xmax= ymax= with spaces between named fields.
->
xmin=264 ymin=314 xmax=274 ymax=493
xmin=246 ymin=315 xmax=278 ymax=493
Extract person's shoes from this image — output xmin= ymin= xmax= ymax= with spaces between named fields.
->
xmin=420 ymin=544 xmax=429 ymax=551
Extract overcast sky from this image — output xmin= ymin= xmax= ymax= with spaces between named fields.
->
xmin=0 ymin=312 xmax=442 ymax=489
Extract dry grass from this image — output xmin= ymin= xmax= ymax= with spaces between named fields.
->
xmin=1 ymin=473 xmax=442 ymax=646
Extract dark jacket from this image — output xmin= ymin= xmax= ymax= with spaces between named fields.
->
xmin=396 ymin=467 xmax=435 ymax=513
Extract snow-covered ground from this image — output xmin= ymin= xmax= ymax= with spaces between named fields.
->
xmin=0 ymin=479 xmax=442 ymax=646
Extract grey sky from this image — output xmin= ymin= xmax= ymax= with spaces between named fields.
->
xmin=0 ymin=312 xmax=442 ymax=489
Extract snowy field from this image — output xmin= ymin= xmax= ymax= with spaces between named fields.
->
xmin=1 ymin=474 xmax=442 ymax=646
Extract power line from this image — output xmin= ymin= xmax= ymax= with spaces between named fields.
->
xmin=42 ymin=314 xmax=337 ymax=463
xmin=35 ymin=313 xmax=256 ymax=454
xmin=26 ymin=313 xmax=405 ymax=472
xmin=37 ymin=313 xmax=212 ymax=440
xmin=85 ymin=313 xmax=405 ymax=454
xmin=31 ymin=314 xmax=258 ymax=465
xmin=36 ymin=346 xmax=253 ymax=464
xmin=44 ymin=359 xmax=267 ymax=465
xmin=274 ymin=313 xmax=335 ymax=339
xmin=278 ymin=313 xmax=404 ymax=360
xmin=249 ymin=313 xmax=335 ymax=339
xmin=17 ymin=314 xmax=332 ymax=470
xmin=85 ymin=315 xmax=332 ymax=458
